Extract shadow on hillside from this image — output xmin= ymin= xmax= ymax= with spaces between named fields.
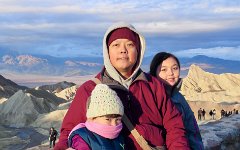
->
xmin=0 ymin=125 xmax=48 ymax=150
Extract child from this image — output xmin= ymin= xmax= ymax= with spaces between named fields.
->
xmin=68 ymin=84 xmax=125 ymax=150
xmin=150 ymin=52 xmax=204 ymax=150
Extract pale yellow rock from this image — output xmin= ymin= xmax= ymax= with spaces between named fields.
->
xmin=55 ymin=85 xmax=78 ymax=101
xmin=181 ymin=64 xmax=240 ymax=103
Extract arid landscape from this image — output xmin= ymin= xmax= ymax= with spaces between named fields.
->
xmin=0 ymin=64 xmax=239 ymax=150
xmin=1 ymin=0 xmax=240 ymax=149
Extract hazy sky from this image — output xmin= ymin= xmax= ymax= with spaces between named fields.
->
xmin=1 ymin=0 xmax=240 ymax=60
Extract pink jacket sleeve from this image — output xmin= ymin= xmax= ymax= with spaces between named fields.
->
xmin=71 ymin=135 xmax=90 ymax=150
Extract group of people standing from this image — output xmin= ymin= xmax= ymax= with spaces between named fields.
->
xmin=221 ymin=109 xmax=239 ymax=118
xmin=198 ymin=108 xmax=216 ymax=120
xmin=209 ymin=109 xmax=216 ymax=120
xmin=53 ymin=22 xmax=204 ymax=150
xmin=197 ymin=108 xmax=206 ymax=121
xmin=197 ymin=108 xmax=239 ymax=121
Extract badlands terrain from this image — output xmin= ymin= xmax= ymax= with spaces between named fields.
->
xmin=0 ymin=64 xmax=239 ymax=150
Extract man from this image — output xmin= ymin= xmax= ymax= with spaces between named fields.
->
xmin=49 ymin=127 xmax=58 ymax=148
xmin=198 ymin=108 xmax=202 ymax=120
xmin=55 ymin=22 xmax=189 ymax=150
xmin=221 ymin=109 xmax=225 ymax=118
xmin=202 ymin=109 xmax=206 ymax=120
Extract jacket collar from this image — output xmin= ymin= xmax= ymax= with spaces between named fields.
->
xmin=96 ymin=68 xmax=148 ymax=91
xmin=163 ymin=78 xmax=183 ymax=96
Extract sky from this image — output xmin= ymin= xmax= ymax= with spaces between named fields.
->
xmin=0 ymin=0 xmax=240 ymax=60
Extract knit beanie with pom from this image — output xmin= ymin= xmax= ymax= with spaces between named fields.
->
xmin=86 ymin=84 xmax=124 ymax=118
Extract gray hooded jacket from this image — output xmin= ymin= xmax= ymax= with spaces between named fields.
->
xmin=103 ymin=22 xmax=146 ymax=88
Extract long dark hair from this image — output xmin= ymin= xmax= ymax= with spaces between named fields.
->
xmin=149 ymin=52 xmax=180 ymax=77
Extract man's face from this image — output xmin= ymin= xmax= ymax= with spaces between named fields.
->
xmin=108 ymin=39 xmax=138 ymax=79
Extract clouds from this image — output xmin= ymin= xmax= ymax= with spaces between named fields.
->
xmin=0 ymin=0 xmax=240 ymax=59
xmin=174 ymin=46 xmax=240 ymax=61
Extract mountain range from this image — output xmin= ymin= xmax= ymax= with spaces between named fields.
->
xmin=0 ymin=51 xmax=239 ymax=77
xmin=0 ymin=64 xmax=239 ymax=127
xmin=0 ymin=64 xmax=239 ymax=149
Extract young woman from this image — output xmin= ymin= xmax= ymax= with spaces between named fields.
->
xmin=150 ymin=52 xmax=204 ymax=150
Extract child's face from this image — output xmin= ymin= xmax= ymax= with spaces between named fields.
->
xmin=91 ymin=116 xmax=122 ymax=126
xmin=156 ymin=57 xmax=180 ymax=86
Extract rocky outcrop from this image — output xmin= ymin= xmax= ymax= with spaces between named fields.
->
xmin=54 ymin=85 xmax=78 ymax=101
xmin=181 ymin=64 xmax=240 ymax=103
xmin=201 ymin=114 xmax=240 ymax=149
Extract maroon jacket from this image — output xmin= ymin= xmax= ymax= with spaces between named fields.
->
xmin=55 ymin=69 xmax=189 ymax=150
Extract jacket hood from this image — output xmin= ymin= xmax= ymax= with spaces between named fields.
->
xmin=103 ymin=22 xmax=146 ymax=88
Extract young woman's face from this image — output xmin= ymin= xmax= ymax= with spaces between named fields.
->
xmin=156 ymin=57 xmax=180 ymax=86
xmin=108 ymin=39 xmax=138 ymax=79
xmin=91 ymin=116 xmax=122 ymax=126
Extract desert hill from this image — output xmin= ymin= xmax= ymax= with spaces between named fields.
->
xmin=181 ymin=64 xmax=240 ymax=102
xmin=31 ymin=109 xmax=68 ymax=130
xmin=0 ymin=74 xmax=27 ymax=98
xmin=54 ymin=85 xmax=78 ymax=101
xmin=0 ymin=88 xmax=66 ymax=127
xmin=38 ymin=81 xmax=76 ymax=93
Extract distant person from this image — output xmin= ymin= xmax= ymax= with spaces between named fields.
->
xmin=221 ymin=109 xmax=225 ymax=118
xmin=236 ymin=110 xmax=238 ymax=114
xmin=49 ymin=127 xmax=58 ymax=148
xmin=212 ymin=109 xmax=216 ymax=119
xmin=202 ymin=109 xmax=206 ymax=120
xmin=149 ymin=52 xmax=203 ymax=150
xmin=227 ymin=111 xmax=231 ymax=117
xmin=198 ymin=108 xmax=202 ymax=120
xmin=55 ymin=22 xmax=189 ymax=149
xmin=209 ymin=110 xmax=213 ymax=119
xmin=225 ymin=111 xmax=230 ymax=117
xmin=68 ymin=84 xmax=125 ymax=149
